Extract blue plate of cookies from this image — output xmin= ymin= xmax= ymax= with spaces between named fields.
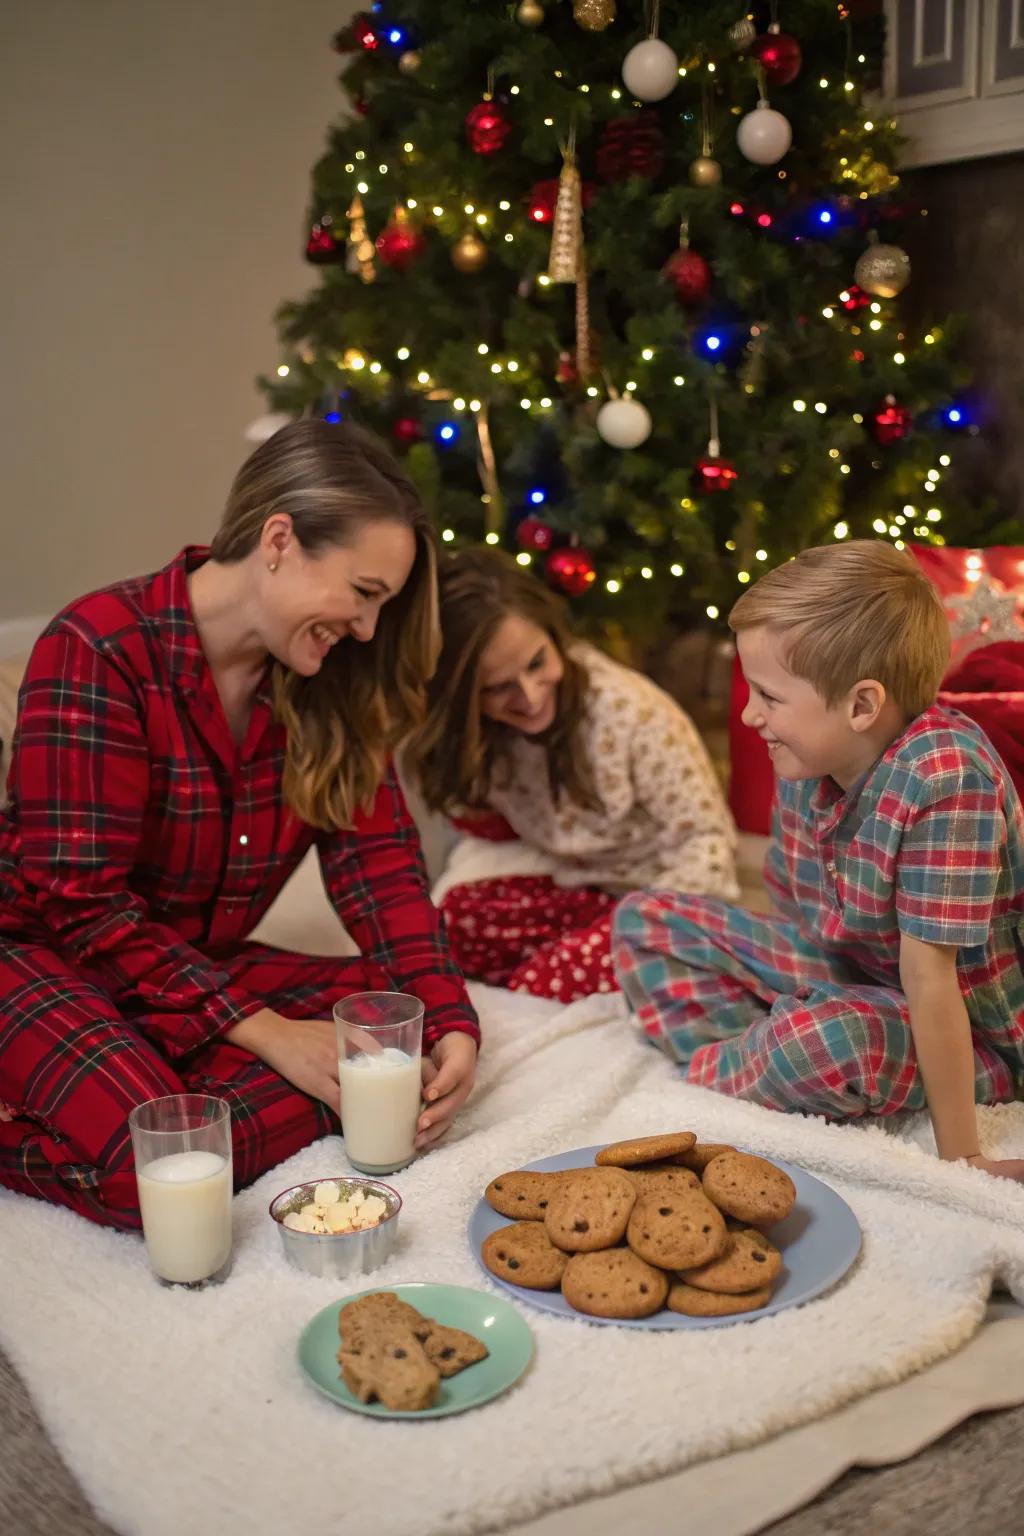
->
xmin=468 ymin=1140 xmax=862 ymax=1329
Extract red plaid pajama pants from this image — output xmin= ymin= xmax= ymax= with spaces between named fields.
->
xmin=0 ymin=936 xmax=393 ymax=1230
xmin=613 ymin=890 xmax=1020 ymax=1118
xmin=441 ymin=876 xmax=618 ymax=1002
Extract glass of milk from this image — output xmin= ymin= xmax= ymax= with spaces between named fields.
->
xmin=334 ymin=992 xmax=424 ymax=1175
xmin=128 ymin=1094 xmax=233 ymax=1287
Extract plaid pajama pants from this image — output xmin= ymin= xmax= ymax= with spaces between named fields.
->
xmin=0 ymin=937 xmax=394 ymax=1230
xmin=612 ymin=890 xmax=1019 ymax=1118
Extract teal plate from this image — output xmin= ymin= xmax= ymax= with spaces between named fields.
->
xmin=297 ymin=1282 xmax=534 ymax=1419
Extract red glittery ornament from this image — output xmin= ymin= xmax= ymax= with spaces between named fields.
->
xmin=375 ymin=211 xmax=426 ymax=271
xmin=517 ymin=517 xmax=555 ymax=552
xmin=751 ymin=29 xmax=802 ymax=86
xmin=839 ymin=284 xmax=872 ymax=312
xmin=465 ymin=99 xmax=513 ymax=155
xmin=392 ymin=417 xmax=423 ymax=445
xmin=692 ymin=455 xmax=739 ymax=493
xmin=870 ymin=395 xmax=912 ymax=445
xmin=305 ymin=220 xmax=344 ymax=264
xmin=547 ymin=546 xmax=596 ymax=596
xmin=556 ymin=350 xmax=579 ymax=385
xmin=595 ymin=114 xmax=667 ymax=183
xmin=663 ymin=247 xmax=712 ymax=308
xmin=525 ymin=177 xmax=597 ymax=225
xmin=353 ymin=14 xmax=379 ymax=49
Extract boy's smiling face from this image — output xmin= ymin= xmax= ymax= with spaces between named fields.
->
xmin=737 ymin=625 xmax=866 ymax=784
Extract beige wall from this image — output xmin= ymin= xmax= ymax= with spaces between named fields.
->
xmin=0 ymin=0 xmax=355 ymax=622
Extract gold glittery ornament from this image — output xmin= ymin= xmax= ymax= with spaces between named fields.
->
xmin=516 ymin=0 xmax=545 ymax=26
xmin=854 ymin=241 xmax=911 ymax=298
xmin=573 ymin=0 xmax=616 ymax=32
xmin=398 ymin=50 xmax=421 ymax=75
xmin=451 ymin=230 xmax=489 ymax=273
xmin=689 ymin=155 xmax=722 ymax=186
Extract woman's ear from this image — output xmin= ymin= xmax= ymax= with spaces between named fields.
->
xmin=259 ymin=513 xmax=294 ymax=569
xmin=848 ymin=678 xmax=887 ymax=733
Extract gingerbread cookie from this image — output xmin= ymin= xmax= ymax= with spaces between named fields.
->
xmin=420 ymin=1323 xmax=490 ymax=1377
xmin=562 ymin=1249 xmax=669 ymax=1319
xmin=702 ymin=1151 xmax=797 ymax=1226
xmin=667 ymin=1281 xmax=772 ymax=1318
xmin=595 ymin=1132 xmax=696 ymax=1168
xmin=626 ymin=1188 xmax=727 ymax=1271
xmin=680 ymin=1226 xmax=782 ymax=1294
xmin=485 ymin=1170 xmax=563 ymax=1221
xmin=482 ymin=1221 xmax=569 ymax=1290
xmin=338 ymin=1330 xmax=439 ymax=1411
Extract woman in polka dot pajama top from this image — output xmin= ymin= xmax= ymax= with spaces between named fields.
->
xmin=406 ymin=548 xmax=739 ymax=1003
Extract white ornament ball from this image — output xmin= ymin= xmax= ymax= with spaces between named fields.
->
xmin=736 ymin=101 xmax=792 ymax=165
xmin=621 ymin=38 xmax=680 ymax=102
xmin=243 ymin=412 xmax=293 ymax=445
xmin=596 ymin=397 xmax=652 ymax=450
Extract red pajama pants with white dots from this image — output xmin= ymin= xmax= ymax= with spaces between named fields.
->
xmin=440 ymin=877 xmax=619 ymax=1002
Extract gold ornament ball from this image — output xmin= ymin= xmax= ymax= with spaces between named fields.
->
xmin=574 ymin=0 xmax=616 ymax=32
xmin=729 ymin=17 xmax=756 ymax=51
xmin=398 ymin=50 xmax=421 ymax=75
xmin=451 ymin=231 xmax=489 ymax=273
xmin=853 ymin=242 xmax=911 ymax=298
xmin=689 ymin=155 xmax=723 ymax=187
xmin=516 ymin=0 xmax=545 ymax=26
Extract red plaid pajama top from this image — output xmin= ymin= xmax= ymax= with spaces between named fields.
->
xmin=0 ymin=546 xmax=480 ymax=1055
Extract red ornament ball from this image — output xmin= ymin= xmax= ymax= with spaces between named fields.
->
xmin=692 ymin=455 xmax=739 ymax=494
xmin=375 ymin=216 xmax=426 ymax=271
xmin=517 ymin=517 xmax=555 ymax=552
xmin=751 ymin=30 xmax=802 ymax=86
xmin=547 ymin=546 xmax=597 ymax=597
xmin=392 ymin=417 xmax=423 ymax=445
xmin=595 ymin=114 xmax=667 ymax=183
xmin=465 ymin=100 xmax=513 ymax=156
xmin=305 ymin=221 xmax=343 ymax=264
xmin=525 ymin=177 xmax=597 ymax=225
xmin=870 ymin=395 xmax=913 ymax=445
xmin=663 ymin=247 xmax=712 ymax=308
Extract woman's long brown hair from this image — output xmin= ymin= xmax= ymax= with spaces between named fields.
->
xmin=210 ymin=419 xmax=439 ymax=830
xmin=405 ymin=546 xmax=600 ymax=816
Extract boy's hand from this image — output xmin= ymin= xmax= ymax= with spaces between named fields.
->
xmin=966 ymin=1154 xmax=1024 ymax=1185
xmin=416 ymin=1033 xmax=478 ymax=1151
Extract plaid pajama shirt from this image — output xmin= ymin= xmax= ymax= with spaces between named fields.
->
xmin=613 ymin=706 xmax=1024 ymax=1118
xmin=0 ymin=548 xmax=478 ymax=1228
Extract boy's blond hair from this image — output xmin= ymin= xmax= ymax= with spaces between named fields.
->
xmin=728 ymin=540 xmax=950 ymax=717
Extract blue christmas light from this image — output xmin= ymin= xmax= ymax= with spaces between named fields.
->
xmin=945 ymin=407 xmax=963 ymax=425
xmin=705 ymin=334 xmax=722 ymax=352
xmin=387 ymin=27 xmax=403 ymax=44
xmin=324 ymin=411 xmax=342 ymax=423
xmin=529 ymin=489 xmax=546 ymax=505
xmin=436 ymin=422 xmax=458 ymax=443
xmin=817 ymin=209 xmax=833 ymax=225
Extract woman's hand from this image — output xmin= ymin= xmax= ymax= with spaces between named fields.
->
xmin=965 ymin=1154 xmax=1024 ymax=1185
xmin=416 ymin=1033 xmax=478 ymax=1151
xmin=226 ymin=1010 xmax=340 ymax=1113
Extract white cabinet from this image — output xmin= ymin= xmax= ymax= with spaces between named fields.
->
xmin=884 ymin=0 xmax=1024 ymax=166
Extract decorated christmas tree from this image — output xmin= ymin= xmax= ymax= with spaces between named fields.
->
xmin=256 ymin=0 xmax=1001 ymax=639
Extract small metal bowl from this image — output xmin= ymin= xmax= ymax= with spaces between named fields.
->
xmin=269 ymin=1176 xmax=402 ymax=1280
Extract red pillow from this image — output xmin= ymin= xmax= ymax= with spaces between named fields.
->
xmin=728 ymin=653 xmax=774 ymax=836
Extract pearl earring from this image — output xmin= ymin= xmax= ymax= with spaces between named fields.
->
xmin=268 ymin=561 xmax=278 ymax=573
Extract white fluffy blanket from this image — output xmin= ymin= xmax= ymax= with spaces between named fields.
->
xmin=2 ymin=983 xmax=1024 ymax=1536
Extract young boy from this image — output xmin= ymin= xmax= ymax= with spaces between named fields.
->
xmin=614 ymin=540 xmax=1024 ymax=1182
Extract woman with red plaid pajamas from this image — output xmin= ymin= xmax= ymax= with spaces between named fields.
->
xmin=0 ymin=420 xmax=479 ymax=1229
xmin=614 ymin=541 xmax=1024 ymax=1185
xmin=406 ymin=548 xmax=738 ymax=1004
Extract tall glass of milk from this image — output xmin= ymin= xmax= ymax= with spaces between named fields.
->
xmin=129 ymin=1094 xmax=233 ymax=1287
xmin=334 ymin=992 xmax=424 ymax=1175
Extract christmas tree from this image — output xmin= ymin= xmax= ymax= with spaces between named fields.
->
xmin=256 ymin=0 xmax=1000 ymax=640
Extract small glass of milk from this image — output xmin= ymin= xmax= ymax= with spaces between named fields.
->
xmin=334 ymin=992 xmax=424 ymax=1175
xmin=129 ymin=1094 xmax=233 ymax=1287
